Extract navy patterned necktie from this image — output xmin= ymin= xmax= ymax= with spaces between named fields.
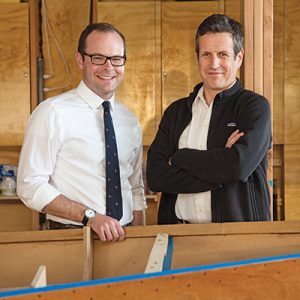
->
xmin=102 ymin=101 xmax=123 ymax=220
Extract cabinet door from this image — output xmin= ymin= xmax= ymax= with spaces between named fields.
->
xmin=0 ymin=3 xmax=30 ymax=146
xmin=161 ymin=1 xmax=220 ymax=111
xmin=98 ymin=1 xmax=157 ymax=145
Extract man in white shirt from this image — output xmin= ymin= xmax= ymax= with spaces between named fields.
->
xmin=17 ymin=23 xmax=146 ymax=241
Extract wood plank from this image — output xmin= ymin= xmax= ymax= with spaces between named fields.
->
xmin=124 ymin=221 xmax=300 ymax=238
xmin=155 ymin=0 xmax=162 ymax=132
xmin=144 ymin=233 xmax=169 ymax=273
xmin=263 ymin=0 xmax=273 ymax=107
xmin=241 ymin=0 xmax=254 ymax=90
xmin=253 ymin=0 xmax=264 ymax=95
xmin=29 ymin=0 xmax=40 ymax=110
xmin=82 ymin=226 xmax=94 ymax=281
xmin=0 ymin=228 xmax=84 ymax=244
xmin=30 ymin=265 xmax=47 ymax=288
xmin=1 ymin=221 xmax=300 ymax=244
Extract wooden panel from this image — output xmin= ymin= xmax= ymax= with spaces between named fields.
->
xmin=161 ymin=1 xmax=220 ymax=111
xmin=0 ymin=240 xmax=83 ymax=288
xmin=7 ymin=257 xmax=299 ymax=300
xmin=172 ymin=233 xmax=300 ymax=269
xmin=0 ymin=196 xmax=40 ymax=231
xmin=284 ymin=0 xmax=300 ymax=144
xmin=94 ymin=236 xmax=155 ymax=278
xmin=284 ymin=0 xmax=300 ymax=221
xmin=97 ymin=1 xmax=157 ymax=145
xmin=0 ymin=3 xmax=30 ymax=146
xmin=284 ymin=145 xmax=300 ymax=220
xmin=224 ymin=0 xmax=240 ymax=21
xmin=0 ymin=146 xmax=21 ymax=165
xmin=0 ymin=198 xmax=33 ymax=232
xmin=273 ymin=0 xmax=284 ymax=144
xmin=0 ymin=221 xmax=300 ymax=294
xmin=42 ymin=0 xmax=90 ymax=99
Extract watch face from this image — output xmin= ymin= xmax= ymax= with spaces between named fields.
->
xmin=85 ymin=209 xmax=96 ymax=218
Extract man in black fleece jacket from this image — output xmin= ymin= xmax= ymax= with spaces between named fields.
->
xmin=147 ymin=14 xmax=272 ymax=224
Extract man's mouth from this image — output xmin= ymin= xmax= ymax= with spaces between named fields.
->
xmin=97 ymin=75 xmax=115 ymax=80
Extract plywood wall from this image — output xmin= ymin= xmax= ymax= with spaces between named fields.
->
xmin=161 ymin=1 xmax=220 ymax=111
xmin=97 ymin=1 xmax=157 ymax=145
xmin=42 ymin=0 xmax=90 ymax=100
xmin=280 ymin=0 xmax=300 ymax=220
xmin=0 ymin=3 xmax=30 ymax=146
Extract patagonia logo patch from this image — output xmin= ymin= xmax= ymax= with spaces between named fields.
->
xmin=227 ymin=122 xmax=236 ymax=127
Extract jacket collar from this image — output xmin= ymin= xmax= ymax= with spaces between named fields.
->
xmin=187 ymin=78 xmax=243 ymax=109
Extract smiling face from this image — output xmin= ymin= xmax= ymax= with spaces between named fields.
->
xmin=76 ymin=30 xmax=125 ymax=100
xmin=197 ymin=32 xmax=243 ymax=103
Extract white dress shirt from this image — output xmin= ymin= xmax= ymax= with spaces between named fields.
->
xmin=175 ymin=87 xmax=213 ymax=223
xmin=17 ymin=81 xmax=146 ymax=226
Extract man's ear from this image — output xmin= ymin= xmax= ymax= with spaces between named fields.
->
xmin=236 ymin=49 xmax=244 ymax=67
xmin=76 ymin=52 xmax=84 ymax=70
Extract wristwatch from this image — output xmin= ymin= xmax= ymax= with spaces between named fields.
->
xmin=81 ymin=208 xmax=96 ymax=226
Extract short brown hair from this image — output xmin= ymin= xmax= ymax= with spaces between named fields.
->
xmin=77 ymin=23 xmax=126 ymax=58
xmin=195 ymin=14 xmax=243 ymax=58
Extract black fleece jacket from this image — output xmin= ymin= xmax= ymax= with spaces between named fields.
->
xmin=147 ymin=79 xmax=272 ymax=224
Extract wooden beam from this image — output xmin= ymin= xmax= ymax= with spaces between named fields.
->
xmin=29 ymin=0 xmax=40 ymax=111
xmin=1 ymin=221 xmax=300 ymax=244
xmin=82 ymin=226 xmax=94 ymax=281
xmin=145 ymin=233 xmax=169 ymax=273
xmin=253 ymin=0 xmax=264 ymax=94
xmin=242 ymin=0 xmax=254 ymax=90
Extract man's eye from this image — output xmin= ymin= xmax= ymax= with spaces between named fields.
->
xmin=112 ymin=57 xmax=122 ymax=62
xmin=93 ymin=56 xmax=104 ymax=61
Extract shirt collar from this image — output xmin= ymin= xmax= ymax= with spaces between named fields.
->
xmin=195 ymin=86 xmax=211 ymax=107
xmin=76 ymin=80 xmax=115 ymax=110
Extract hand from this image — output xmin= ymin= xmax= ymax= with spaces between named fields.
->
xmin=88 ymin=213 xmax=125 ymax=242
xmin=225 ymin=129 xmax=244 ymax=148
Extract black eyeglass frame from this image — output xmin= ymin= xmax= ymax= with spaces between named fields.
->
xmin=83 ymin=52 xmax=127 ymax=66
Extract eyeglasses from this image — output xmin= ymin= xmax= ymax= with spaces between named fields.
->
xmin=83 ymin=52 xmax=126 ymax=66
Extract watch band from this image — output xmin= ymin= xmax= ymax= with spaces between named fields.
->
xmin=81 ymin=215 xmax=89 ymax=226
xmin=81 ymin=209 xmax=96 ymax=226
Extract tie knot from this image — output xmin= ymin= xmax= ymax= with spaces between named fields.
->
xmin=102 ymin=101 xmax=110 ymax=110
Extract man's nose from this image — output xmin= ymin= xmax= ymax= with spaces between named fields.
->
xmin=210 ymin=55 xmax=220 ymax=68
xmin=103 ymin=58 xmax=114 ymax=69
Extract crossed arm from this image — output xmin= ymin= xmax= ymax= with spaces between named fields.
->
xmin=147 ymin=96 xmax=271 ymax=192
